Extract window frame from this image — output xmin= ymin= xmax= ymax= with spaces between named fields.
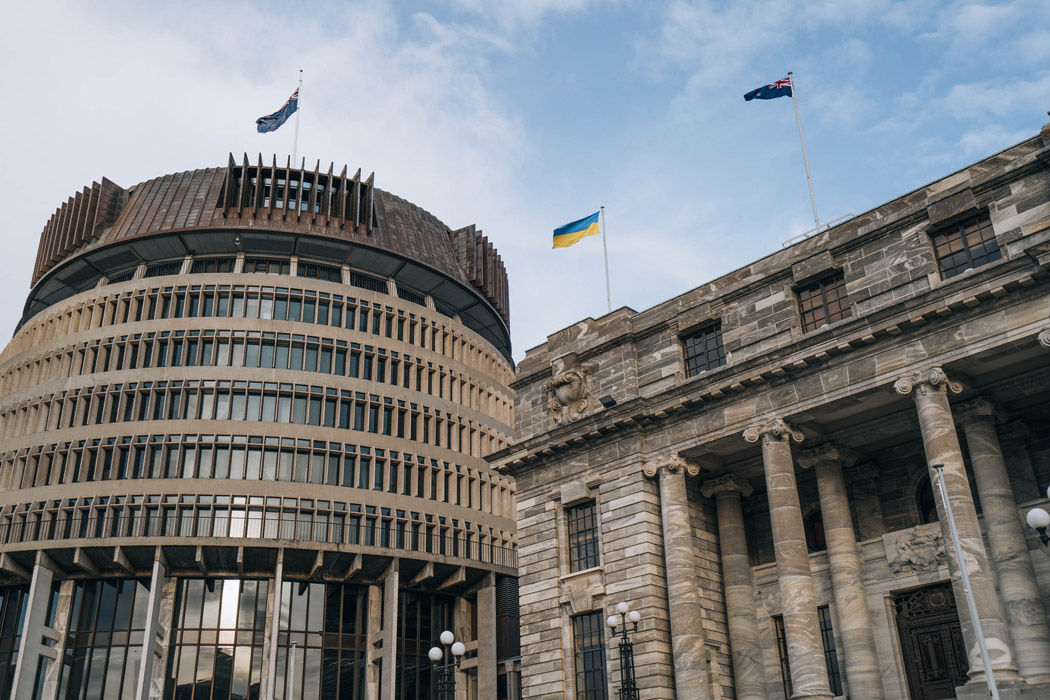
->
xmin=930 ymin=212 xmax=1001 ymax=280
xmin=571 ymin=611 xmax=609 ymax=700
xmin=796 ymin=271 xmax=852 ymax=333
xmin=566 ymin=500 xmax=601 ymax=573
xmin=680 ymin=321 xmax=727 ymax=378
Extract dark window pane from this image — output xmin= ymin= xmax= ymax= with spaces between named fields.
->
xmin=567 ymin=502 xmax=600 ymax=572
xmin=682 ymin=323 xmax=727 ymax=377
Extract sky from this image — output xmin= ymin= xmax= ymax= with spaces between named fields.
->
xmin=1 ymin=0 xmax=1048 ymax=361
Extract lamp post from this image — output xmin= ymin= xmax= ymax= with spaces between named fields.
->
xmin=428 ymin=630 xmax=465 ymax=700
xmin=1024 ymin=485 xmax=1050 ymax=548
xmin=606 ymin=601 xmax=641 ymax=700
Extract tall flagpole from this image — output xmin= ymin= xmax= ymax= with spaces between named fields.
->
xmin=292 ymin=69 xmax=303 ymax=167
xmin=600 ymin=206 xmax=611 ymax=313
xmin=788 ymin=71 xmax=820 ymax=230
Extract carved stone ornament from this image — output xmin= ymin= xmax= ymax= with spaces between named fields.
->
xmin=887 ymin=529 xmax=947 ymax=574
xmin=1039 ymin=329 xmax=1050 ymax=350
xmin=546 ymin=368 xmax=589 ymax=425
xmin=893 ymin=367 xmax=963 ymax=396
xmin=796 ymin=442 xmax=858 ymax=470
xmin=742 ymin=417 xmax=804 ymax=444
xmin=642 ymin=453 xmax=699 ymax=479
xmin=700 ymin=474 xmax=753 ymax=499
xmin=954 ymin=397 xmax=999 ymax=427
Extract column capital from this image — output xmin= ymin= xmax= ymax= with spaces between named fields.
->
xmin=700 ymin=474 xmax=753 ymax=499
xmin=743 ymin=417 xmax=804 ymax=444
xmin=954 ymin=397 xmax=1000 ymax=427
xmin=796 ymin=442 xmax=858 ymax=470
xmin=1038 ymin=328 xmax=1050 ymax=349
xmin=642 ymin=453 xmax=699 ymax=479
xmin=893 ymin=367 xmax=963 ymax=396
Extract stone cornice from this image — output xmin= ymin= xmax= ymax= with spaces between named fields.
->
xmin=641 ymin=453 xmax=699 ymax=479
xmin=743 ymin=418 xmax=804 ymax=444
xmin=796 ymin=442 xmax=858 ymax=470
xmin=700 ymin=474 xmax=753 ymax=499
xmin=894 ymin=367 xmax=964 ymax=397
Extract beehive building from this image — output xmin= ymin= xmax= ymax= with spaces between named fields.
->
xmin=0 ymin=156 xmax=519 ymax=700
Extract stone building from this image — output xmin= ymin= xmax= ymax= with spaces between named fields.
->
xmin=490 ymin=121 xmax=1050 ymax=700
xmin=0 ymin=156 xmax=520 ymax=700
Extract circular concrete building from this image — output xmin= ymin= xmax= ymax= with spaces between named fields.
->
xmin=0 ymin=156 xmax=518 ymax=700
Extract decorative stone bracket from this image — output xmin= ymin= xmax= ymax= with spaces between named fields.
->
xmin=796 ymin=442 xmax=858 ymax=470
xmin=742 ymin=417 xmax=804 ymax=444
xmin=700 ymin=474 xmax=753 ymax=499
xmin=893 ymin=367 xmax=963 ymax=396
xmin=642 ymin=453 xmax=699 ymax=479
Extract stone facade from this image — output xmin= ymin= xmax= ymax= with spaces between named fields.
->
xmin=491 ymin=122 xmax=1050 ymax=699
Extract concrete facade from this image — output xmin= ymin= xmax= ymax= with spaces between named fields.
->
xmin=491 ymin=122 xmax=1050 ymax=699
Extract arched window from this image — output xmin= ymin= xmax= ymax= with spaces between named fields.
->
xmin=917 ymin=479 xmax=938 ymax=524
xmin=804 ymin=510 xmax=827 ymax=552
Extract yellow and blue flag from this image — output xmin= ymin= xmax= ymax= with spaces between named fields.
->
xmin=553 ymin=211 xmax=600 ymax=249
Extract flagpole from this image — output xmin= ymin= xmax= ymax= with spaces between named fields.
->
xmin=292 ymin=69 xmax=303 ymax=167
xmin=788 ymin=71 xmax=820 ymax=230
xmin=600 ymin=206 xmax=611 ymax=313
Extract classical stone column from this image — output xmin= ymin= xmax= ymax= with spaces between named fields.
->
xmin=642 ymin=453 xmax=711 ymax=700
xmin=10 ymin=553 xmax=59 ymax=699
xmin=797 ymin=444 xmax=884 ymax=700
xmin=701 ymin=474 xmax=767 ymax=700
xmin=957 ymin=398 xmax=1050 ymax=686
xmin=894 ymin=368 xmax=1021 ymax=686
xmin=743 ymin=418 xmax=832 ymax=700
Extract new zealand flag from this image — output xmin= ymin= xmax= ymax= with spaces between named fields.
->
xmin=256 ymin=88 xmax=299 ymax=133
xmin=744 ymin=77 xmax=792 ymax=101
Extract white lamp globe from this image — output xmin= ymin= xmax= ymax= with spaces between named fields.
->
xmin=428 ymin=647 xmax=443 ymax=662
xmin=607 ymin=615 xmax=619 ymax=629
xmin=1027 ymin=507 xmax=1050 ymax=530
xmin=440 ymin=630 xmax=455 ymax=645
xmin=616 ymin=602 xmax=629 ymax=615
xmin=627 ymin=610 xmax=641 ymax=624
xmin=451 ymin=641 xmax=466 ymax=657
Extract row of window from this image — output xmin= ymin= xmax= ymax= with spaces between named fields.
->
xmin=0 ymin=494 xmax=513 ymax=567
xmin=1 ymin=379 xmax=505 ymax=457
xmin=680 ymin=214 xmax=1003 ymax=379
xmin=1 ymin=328 xmax=509 ymax=423
xmin=1 ymin=435 xmax=510 ymax=515
xmin=6 ymin=283 xmax=512 ymax=392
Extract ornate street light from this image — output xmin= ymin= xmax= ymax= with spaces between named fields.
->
xmin=428 ymin=630 xmax=465 ymax=700
xmin=1025 ymin=485 xmax=1050 ymax=547
xmin=607 ymin=601 xmax=642 ymax=700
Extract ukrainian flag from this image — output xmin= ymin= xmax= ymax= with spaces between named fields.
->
xmin=553 ymin=211 xmax=601 ymax=249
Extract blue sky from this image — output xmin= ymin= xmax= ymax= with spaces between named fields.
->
xmin=1 ymin=0 xmax=1048 ymax=360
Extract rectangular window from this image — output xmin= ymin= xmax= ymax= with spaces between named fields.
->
xmin=797 ymin=272 xmax=851 ymax=332
xmin=567 ymin=502 xmax=600 ymax=572
xmin=932 ymin=213 xmax=1001 ymax=279
xmin=818 ymin=605 xmax=843 ymax=696
xmin=572 ymin=612 xmax=608 ymax=700
xmin=773 ymin=615 xmax=792 ymax=699
xmin=682 ymin=323 xmax=726 ymax=377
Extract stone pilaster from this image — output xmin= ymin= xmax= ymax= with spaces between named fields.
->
xmin=642 ymin=453 xmax=711 ymax=700
xmin=957 ymin=398 xmax=1050 ymax=686
xmin=701 ymin=474 xmax=767 ymax=700
xmin=894 ymin=368 xmax=1022 ymax=686
xmin=797 ymin=444 xmax=884 ymax=700
xmin=743 ymin=418 xmax=833 ymax=700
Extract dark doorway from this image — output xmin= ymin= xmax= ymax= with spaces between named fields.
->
xmin=894 ymin=582 xmax=969 ymax=699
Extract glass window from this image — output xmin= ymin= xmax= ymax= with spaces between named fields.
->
xmin=773 ymin=615 xmax=792 ymax=698
xmin=932 ymin=213 xmax=1001 ymax=279
xmin=567 ymin=502 xmax=600 ymax=572
xmin=818 ymin=605 xmax=843 ymax=696
xmin=682 ymin=323 xmax=726 ymax=377
xmin=572 ymin=612 xmax=607 ymax=700
xmin=797 ymin=273 xmax=851 ymax=332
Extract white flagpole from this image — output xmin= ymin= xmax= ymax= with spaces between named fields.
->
xmin=788 ymin=71 xmax=820 ymax=230
xmin=291 ymin=69 xmax=303 ymax=167
xmin=600 ymin=206 xmax=611 ymax=313
xmin=933 ymin=464 xmax=1001 ymax=700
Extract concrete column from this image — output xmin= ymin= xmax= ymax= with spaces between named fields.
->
xmin=135 ymin=550 xmax=169 ymax=700
xmin=365 ymin=585 xmax=382 ymax=700
xmin=11 ymin=553 xmax=58 ymax=700
xmin=263 ymin=550 xmax=284 ymax=700
xmin=641 ymin=453 xmax=711 ymax=700
xmin=957 ymin=398 xmax=1050 ymax=686
xmin=701 ymin=474 xmax=767 ymax=700
xmin=476 ymin=574 xmax=498 ymax=700
xmin=797 ymin=444 xmax=884 ymax=700
xmin=894 ymin=368 xmax=1022 ymax=687
xmin=381 ymin=561 xmax=400 ymax=700
xmin=743 ymin=418 xmax=832 ymax=700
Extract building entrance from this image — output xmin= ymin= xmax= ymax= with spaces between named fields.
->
xmin=894 ymin=582 xmax=969 ymax=700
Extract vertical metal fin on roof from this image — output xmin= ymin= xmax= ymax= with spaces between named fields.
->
xmin=32 ymin=177 xmax=126 ymax=285
xmin=237 ymin=153 xmax=249 ymax=216
xmin=365 ymin=173 xmax=375 ymax=234
xmin=352 ymin=168 xmax=362 ymax=231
